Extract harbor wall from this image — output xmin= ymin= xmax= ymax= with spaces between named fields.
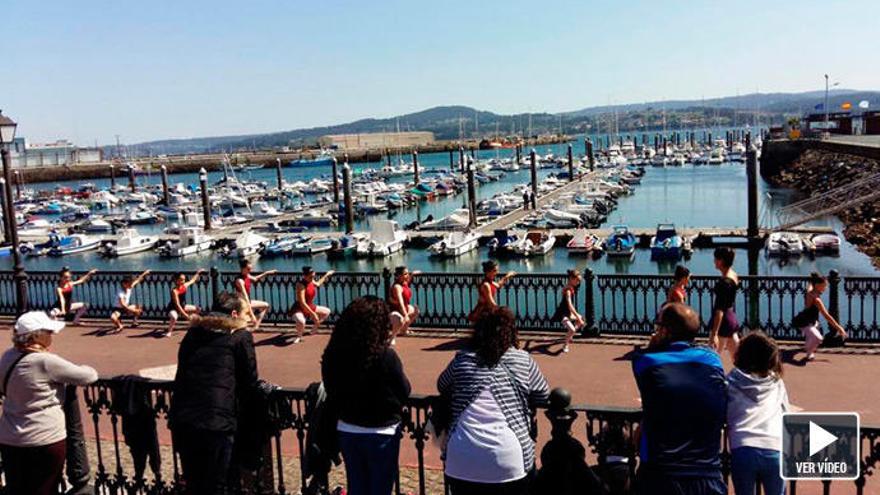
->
xmin=762 ymin=139 xmax=880 ymax=266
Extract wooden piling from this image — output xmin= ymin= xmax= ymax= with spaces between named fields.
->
xmin=412 ymin=150 xmax=420 ymax=185
xmin=342 ymin=161 xmax=354 ymax=234
xmin=160 ymin=165 xmax=169 ymax=205
xmin=331 ymin=157 xmax=339 ymax=204
xmin=567 ymin=143 xmax=574 ymax=181
xmin=275 ymin=158 xmax=283 ymax=193
xmin=199 ymin=168 xmax=211 ymax=231
xmin=109 ymin=164 xmax=116 ymax=189
xmin=746 ymin=132 xmax=759 ymax=239
xmin=128 ymin=165 xmax=136 ymax=193
xmin=466 ymin=158 xmax=477 ymax=228
xmin=530 ymin=149 xmax=538 ymax=209
xmin=587 ymin=138 xmax=595 ymax=171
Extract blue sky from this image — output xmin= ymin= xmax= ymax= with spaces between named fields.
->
xmin=5 ymin=0 xmax=878 ymax=143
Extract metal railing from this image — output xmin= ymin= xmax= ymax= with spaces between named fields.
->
xmin=3 ymin=268 xmax=880 ymax=341
xmin=66 ymin=378 xmax=880 ymax=494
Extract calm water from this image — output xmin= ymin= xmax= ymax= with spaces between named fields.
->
xmin=4 ymin=140 xmax=876 ymax=277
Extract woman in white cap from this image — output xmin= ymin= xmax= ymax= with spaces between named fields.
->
xmin=0 ymin=311 xmax=98 ymax=495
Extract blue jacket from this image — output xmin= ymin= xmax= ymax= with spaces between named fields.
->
xmin=632 ymin=341 xmax=727 ymax=477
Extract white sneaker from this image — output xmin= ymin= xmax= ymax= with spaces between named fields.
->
xmin=563 ymin=345 xmax=570 ymax=353
xmin=390 ymin=338 xmax=397 ymax=346
xmin=293 ymin=337 xmax=302 ymax=344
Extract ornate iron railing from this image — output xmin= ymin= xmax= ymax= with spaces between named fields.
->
xmin=67 ymin=379 xmax=880 ymax=494
xmin=2 ymin=268 xmax=877 ymax=341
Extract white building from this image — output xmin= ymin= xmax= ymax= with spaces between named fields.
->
xmin=9 ymin=137 xmax=103 ymax=168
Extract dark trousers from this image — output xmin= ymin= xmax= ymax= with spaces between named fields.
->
xmin=173 ymin=428 xmax=235 ymax=495
xmin=446 ymin=474 xmax=531 ymax=495
xmin=1 ymin=439 xmax=67 ymax=495
xmin=338 ymin=430 xmax=400 ymax=495
xmin=64 ymin=384 xmax=92 ymax=493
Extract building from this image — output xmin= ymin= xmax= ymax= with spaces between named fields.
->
xmin=318 ymin=131 xmax=434 ymax=151
xmin=803 ymin=112 xmax=853 ymax=135
xmin=9 ymin=137 xmax=103 ymax=168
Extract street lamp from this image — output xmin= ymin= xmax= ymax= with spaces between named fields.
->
xmin=0 ymin=110 xmax=27 ymax=315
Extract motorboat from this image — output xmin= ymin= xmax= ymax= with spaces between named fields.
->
xmin=100 ymin=228 xmax=159 ymax=257
xmin=807 ymin=232 xmax=841 ymax=255
xmin=650 ymin=223 xmax=683 ymax=260
xmin=251 ymin=201 xmax=282 ymax=219
xmin=79 ymin=218 xmax=114 ymax=234
xmin=223 ymin=230 xmax=270 ymax=258
xmin=604 ymin=225 xmax=637 ymax=257
xmin=17 ymin=218 xmax=55 ymax=237
xmin=124 ymin=208 xmax=161 ymax=225
xmin=158 ymin=227 xmax=215 ymax=258
xmin=356 ymin=220 xmax=407 ymax=257
xmin=514 ymin=231 xmax=556 ymax=257
xmin=766 ymin=232 xmax=804 ymax=257
xmin=428 ymin=231 xmax=480 ymax=258
xmin=290 ymin=237 xmax=334 ymax=256
xmin=419 ymin=209 xmax=471 ymax=231
xmin=567 ymin=231 xmax=601 ymax=256
xmin=543 ymin=209 xmax=582 ymax=228
xmin=288 ymin=150 xmax=334 ymax=168
xmin=297 ymin=210 xmax=337 ymax=228
xmin=47 ymin=234 xmax=103 ymax=257
xmin=327 ymin=234 xmax=367 ymax=259
xmin=260 ymin=235 xmax=307 ymax=258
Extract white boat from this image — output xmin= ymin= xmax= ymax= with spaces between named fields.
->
xmin=251 ymin=201 xmax=282 ymax=219
xmin=100 ymin=228 xmax=158 ymax=257
xmin=514 ymin=231 xmax=556 ymax=257
xmin=567 ymin=231 xmax=600 ymax=255
xmin=17 ymin=218 xmax=54 ymax=237
xmin=419 ymin=209 xmax=470 ymax=231
xmin=80 ymin=218 xmax=114 ymax=234
xmin=47 ymin=234 xmax=103 ymax=257
xmin=766 ymin=232 xmax=804 ymax=257
xmin=290 ymin=237 xmax=334 ymax=256
xmin=543 ymin=209 xmax=582 ymax=228
xmin=159 ymin=227 xmax=215 ymax=258
xmin=356 ymin=220 xmax=407 ymax=257
xmin=224 ymin=230 xmax=269 ymax=258
xmin=808 ymin=232 xmax=841 ymax=255
xmin=428 ymin=231 xmax=480 ymax=258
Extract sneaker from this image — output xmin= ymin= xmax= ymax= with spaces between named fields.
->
xmin=563 ymin=345 xmax=570 ymax=353
xmin=806 ymin=353 xmax=816 ymax=361
xmin=390 ymin=338 xmax=397 ymax=346
xmin=292 ymin=337 xmax=302 ymax=344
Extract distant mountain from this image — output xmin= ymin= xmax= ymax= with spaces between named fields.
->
xmin=125 ymin=89 xmax=880 ymax=156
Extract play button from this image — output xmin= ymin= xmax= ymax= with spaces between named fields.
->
xmin=809 ymin=421 xmax=838 ymax=456
xmin=782 ymin=413 xmax=860 ymax=480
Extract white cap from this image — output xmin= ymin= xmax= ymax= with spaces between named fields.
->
xmin=14 ymin=311 xmax=65 ymax=336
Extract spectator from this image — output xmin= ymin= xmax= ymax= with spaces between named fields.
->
xmin=50 ymin=267 xmax=97 ymax=325
xmin=438 ymin=306 xmax=550 ymax=495
xmin=793 ymin=272 xmax=847 ymax=360
xmin=728 ymin=331 xmax=789 ymax=495
xmin=0 ymin=311 xmax=98 ymax=495
xmin=388 ymin=266 xmax=421 ymax=345
xmin=169 ymin=292 xmax=262 ymax=495
xmin=633 ymin=303 xmax=727 ymax=495
xmin=321 ymin=296 xmax=411 ymax=495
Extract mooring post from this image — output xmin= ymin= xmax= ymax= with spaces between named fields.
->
xmin=199 ymin=168 xmax=211 ymax=230
xmin=412 ymin=150 xmax=420 ymax=185
xmin=530 ymin=149 xmax=538 ymax=209
xmin=128 ymin=164 xmax=136 ymax=193
xmin=708 ymin=132 xmax=713 ymax=146
xmin=662 ymin=136 xmax=668 ymax=154
xmin=828 ymin=269 xmax=841 ymax=323
xmin=331 ymin=157 xmax=340 ymax=204
xmin=605 ymin=134 xmax=610 ymax=149
xmin=386 ymin=149 xmax=392 ymax=168
xmin=342 ymin=160 xmax=354 ymax=234
xmin=583 ymin=267 xmax=596 ymax=334
xmin=516 ymin=144 xmax=522 ymax=165
xmin=470 ymin=147 xmax=475 ymax=159
xmin=654 ymin=134 xmax=659 ymax=152
xmin=13 ymin=170 xmax=21 ymax=200
xmin=459 ymin=146 xmax=465 ymax=173
xmin=587 ymin=138 xmax=595 ymax=172
xmin=275 ymin=158 xmax=283 ymax=193
xmin=109 ymin=163 xmax=116 ymax=189
xmin=466 ymin=158 xmax=477 ymax=228
xmin=210 ymin=266 xmax=220 ymax=307
xmin=746 ymin=133 xmax=759 ymax=239
xmin=567 ymin=143 xmax=574 ymax=181
xmin=382 ymin=267 xmax=392 ymax=300
xmin=160 ymin=164 xmax=169 ymax=205
xmin=449 ymin=149 xmax=454 ymax=169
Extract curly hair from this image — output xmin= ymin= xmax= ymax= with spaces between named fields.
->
xmin=322 ymin=296 xmax=391 ymax=378
xmin=735 ymin=330 xmax=783 ymax=378
xmin=471 ymin=306 xmax=519 ymax=367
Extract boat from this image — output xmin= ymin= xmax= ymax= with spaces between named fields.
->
xmin=47 ymin=234 xmax=103 ymax=257
xmin=808 ymin=232 xmax=841 ymax=255
xmin=223 ymin=230 xmax=270 ymax=258
xmin=514 ymin=231 xmax=556 ymax=257
xmin=487 ymin=229 xmax=520 ymax=257
xmin=604 ymin=225 xmax=637 ymax=257
xmin=100 ymin=228 xmax=159 ymax=257
xmin=356 ymin=220 xmax=407 ymax=257
xmin=567 ymin=231 xmax=601 ymax=256
xmin=124 ymin=208 xmax=161 ymax=225
xmin=419 ymin=209 xmax=471 ymax=231
xmin=428 ymin=231 xmax=480 ymax=258
xmin=260 ymin=235 xmax=306 ymax=258
xmin=766 ymin=232 xmax=804 ymax=257
xmin=158 ymin=227 xmax=215 ymax=258
xmin=79 ymin=218 xmax=114 ymax=234
xmin=297 ymin=210 xmax=337 ymax=228
xmin=327 ymin=234 xmax=367 ymax=259
xmin=290 ymin=237 xmax=334 ymax=256
xmin=543 ymin=209 xmax=583 ymax=228
xmin=288 ymin=150 xmax=334 ymax=168
xmin=17 ymin=218 xmax=55 ymax=237
xmin=650 ymin=223 xmax=683 ymax=260
xmin=251 ymin=201 xmax=282 ymax=219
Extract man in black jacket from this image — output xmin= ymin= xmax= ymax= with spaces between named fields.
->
xmin=169 ymin=292 xmax=260 ymax=495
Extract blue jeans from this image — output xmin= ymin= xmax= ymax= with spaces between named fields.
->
xmin=338 ymin=430 xmax=401 ymax=495
xmin=731 ymin=447 xmax=784 ymax=495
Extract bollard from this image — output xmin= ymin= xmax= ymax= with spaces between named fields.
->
xmin=128 ymin=164 xmax=136 ymax=193
xmin=412 ymin=150 xmax=420 ymax=185
xmin=467 ymin=158 xmax=477 ymax=228
xmin=160 ymin=164 xmax=169 ymax=205
xmin=828 ymin=269 xmax=841 ymax=323
xmin=331 ymin=157 xmax=340 ymax=204
xmin=586 ymin=138 xmax=595 ymax=172
xmin=342 ymin=161 xmax=354 ymax=234
xmin=199 ymin=168 xmax=211 ymax=231
xmin=746 ymin=133 xmax=759 ymax=239
xmin=530 ymin=149 xmax=538 ymax=209
xmin=276 ymin=158 xmax=283 ymax=193
xmin=567 ymin=143 xmax=574 ymax=182
xmin=583 ymin=267 xmax=596 ymax=335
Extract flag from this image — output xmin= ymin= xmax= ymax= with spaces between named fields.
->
xmin=814 ymin=103 xmax=824 ymax=110
xmin=859 ymin=100 xmax=870 ymax=109
xmin=841 ymin=101 xmax=852 ymax=110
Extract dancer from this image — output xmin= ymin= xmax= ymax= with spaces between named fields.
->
xmin=110 ymin=270 xmax=151 ymax=333
xmin=792 ymin=272 xmax=847 ymax=361
xmin=551 ymin=269 xmax=585 ymax=353
xmin=165 ymin=270 xmax=205 ymax=336
xmin=50 ymin=268 xmax=97 ymax=325
xmin=666 ymin=265 xmax=690 ymax=304
xmin=389 ymin=266 xmax=421 ymax=345
xmin=289 ymin=267 xmax=333 ymax=343
xmin=708 ymin=247 xmax=739 ymax=358
xmin=234 ymin=259 xmax=276 ymax=330
xmin=468 ymin=260 xmax=515 ymax=322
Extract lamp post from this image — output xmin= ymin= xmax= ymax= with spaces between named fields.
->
xmin=0 ymin=111 xmax=27 ymax=315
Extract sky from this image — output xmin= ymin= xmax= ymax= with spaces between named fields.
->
xmin=5 ymin=0 xmax=879 ymax=144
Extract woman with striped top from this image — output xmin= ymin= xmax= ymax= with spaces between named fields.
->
xmin=438 ymin=306 xmax=550 ymax=494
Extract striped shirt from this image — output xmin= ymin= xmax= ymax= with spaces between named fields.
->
xmin=437 ymin=347 xmax=550 ymax=472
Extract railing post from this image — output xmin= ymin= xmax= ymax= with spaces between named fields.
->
xmin=532 ymin=388 xmax=580 ymax=494
xmin=382 ymin=267 xmax=392 ymax=300
xmin=210 ymin=266 xmax=220 ymax=308
xmin=583 ymin=268 xmax=596 ymax=336
xmin=828 ymin=269 xmax=840 ymax=323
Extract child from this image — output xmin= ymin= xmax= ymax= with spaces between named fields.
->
xmin=165 ymin=270 xmax=205 ymax=336
xmin=727 ymin=331 xmax=789 ymax=495
xmin=110 ymin=270 xmax=150 ymax=333
xmin=666 ymin=265 xmax=690 ymax=304
xmin=793 ymin=272 xmax=847 ymax=360
xmin=596 ymin=423 xmax=633 ymax=495
xmin=551 ymin=269 xmax=585 ymax=353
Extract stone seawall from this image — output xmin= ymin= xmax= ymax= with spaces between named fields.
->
xmin=764 ymin=140 xmax=880 ymax=266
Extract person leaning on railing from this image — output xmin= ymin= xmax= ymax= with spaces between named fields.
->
xmin=438 ymin=306 xmax=550 ymax=495
xmin=0 ymin=311 xmax=98 ymax=495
